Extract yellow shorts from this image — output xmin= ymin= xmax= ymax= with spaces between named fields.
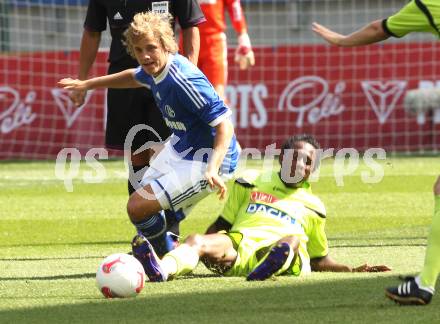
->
xmin=223 ymin=232 xmax=303 ymax=277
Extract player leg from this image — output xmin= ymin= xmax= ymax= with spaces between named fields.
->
xmin=128 ymin=151 xmax=217 ymax=257
xmin=132 ymin=232 xmax=237 ymax=282
xmin=385 ymin=177 xmax=440 ymax=305
xmin=247 ymin=236 xmax=300 ymax=281
xmin=105 ymin=87 xmax=173 ymax=255
xmin=140 ymin=92 xmax=184 ymax=248
xmin=108 ymin=86 xmax=180 ymax=256
xmin=419 ymin=179 xmax=440 ymax=292
xmin=165 ymin=233 xmax=237 ymax=277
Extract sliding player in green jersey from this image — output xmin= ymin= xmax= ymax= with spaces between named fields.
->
xmin=132 ymin=134 xmax=390 ymax=282
xmin=312 ymin=0 xmax=440 ymax=47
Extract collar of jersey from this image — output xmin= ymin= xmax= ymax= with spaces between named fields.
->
xmin=273 ymin=171 xmax=311 ymax=193
xmin=153 ymin=54 xmax=174 ymax=84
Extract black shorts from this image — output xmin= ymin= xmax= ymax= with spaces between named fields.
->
xmin=105 ymin=87 xmax=171 ymax=151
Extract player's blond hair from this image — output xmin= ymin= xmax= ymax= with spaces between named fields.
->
xmin=124 ymin=12 xmax=178 ymax=58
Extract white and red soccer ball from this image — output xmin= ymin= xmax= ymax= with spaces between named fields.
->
xmin=96 ymin=253 xmax=145 ymax=298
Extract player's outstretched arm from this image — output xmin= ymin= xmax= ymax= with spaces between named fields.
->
xmin=312 ymin=20 xmax=389 ymax=47
xmin=311 ymin=255 xmax=391 ymax=272
xmin=58 ymin=69 xmax=140 ymax=91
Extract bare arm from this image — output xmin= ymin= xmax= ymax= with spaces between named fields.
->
xmin=58 ymin=69 xmax=141 ymax=91
xmin=69 ymin=29 xmax=101 ymax=107
xmin=205 ymin=119 xmax=234 ymax=200
xmin=312 ymin=20 xmax=389 ymax=47
xmin=78 ymin=29 xmax=101 ymax=80
xmin=311 ymin=255 xmax=391 ymax=272
xmin=181 ymin=26 xmax=200 ymax=65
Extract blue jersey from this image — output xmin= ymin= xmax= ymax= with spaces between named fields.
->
xmin=134 ymin=54 xmax=239 ymax=174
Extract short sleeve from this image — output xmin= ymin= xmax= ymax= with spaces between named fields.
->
xmin=306 ymin=214 xmax=329 ymax=259
xmin=134 ymin=67 xmax=152 ymax=88
xmin=84 ymin=0 xmax=107 ymax=32
xmin=383 ymin=0 xmax=440 ymax=38
xmin=174 ymin=0 xmax=206 ymax=29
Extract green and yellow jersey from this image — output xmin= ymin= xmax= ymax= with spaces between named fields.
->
xmin=383 ymin=0 xmax=440 ymax=38
xmin=221 ymin=170 xmax=328 ymax=275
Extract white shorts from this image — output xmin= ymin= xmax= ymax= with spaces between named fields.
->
xmin=140 ymin=142 xmax=233 ymax=212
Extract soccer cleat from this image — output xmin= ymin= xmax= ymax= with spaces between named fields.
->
xmin=385 ymin=276 xmax=433 ymax=306
xmin=131 ymin=234 xmax=168 ymax=282
xmin=247 ymin=242 xmax=291 ymax=281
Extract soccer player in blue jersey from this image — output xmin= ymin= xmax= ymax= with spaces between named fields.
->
xmin=71 ymin=0 xmax=205 ymax=258
xmin=58 ymin=12 xmax=239 ymax=258
xmin=130 ymin=134 xmax=390 ymax=282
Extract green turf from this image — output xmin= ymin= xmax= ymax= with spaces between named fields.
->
xmin=0 ymin=157 xmax=439 ymax=323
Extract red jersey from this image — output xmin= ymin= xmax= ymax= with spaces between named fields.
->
xmin=198 ymin=0 xmax=247 ymax=35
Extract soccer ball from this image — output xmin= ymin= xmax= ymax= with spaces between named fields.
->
xmin=96 ymin=253 xmax=145 ymax=298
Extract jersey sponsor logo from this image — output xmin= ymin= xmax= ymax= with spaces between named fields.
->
xmin=250 ymin=191 xmax=278 ymax=204
xmin=246 ymin=203 xmax=296 ymax=225
xmin=152 ymin=1 xmax=169 ymax=14
xmin=164 ymin=117 xmax=186 ymax=131
xmin=113 ymin=12 xmax=123 ymax=20
xmin=165 ymin=105 xmax=175 ymax=117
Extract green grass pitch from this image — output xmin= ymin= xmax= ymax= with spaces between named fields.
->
xmin=0 ymin=157 xmax=439 ymax=323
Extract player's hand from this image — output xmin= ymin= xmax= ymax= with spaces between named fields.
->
xmin=69 ymin=89 xmax=87 ymax=107
xmin=58 ymin=78 xmax=89 ymax=91
xmin=352 ymin=264 xmax=392 ymax=273
xmin=312 ymin=22 xmax=345 ymax=46
xmin=433 ymin=176 xmax=440 ymax=196
xmin=58 ymin=78 xmax=89 ymax=107
xmin=204 ymin=170 xmax=227 ymax=200
xmin=234 ymin=33 xmax=255 ymax=70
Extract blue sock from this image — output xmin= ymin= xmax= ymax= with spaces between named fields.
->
xmin=149 ymin=233 xmax=175 ymax=257
xmin=133 ymin=212 xmax=175 ymax=257
xmin=164 ymin=209 xmax=186 ymax=235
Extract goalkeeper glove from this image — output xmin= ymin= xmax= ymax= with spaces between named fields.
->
xmin=234 ymin=33 xmax=255 ymax=70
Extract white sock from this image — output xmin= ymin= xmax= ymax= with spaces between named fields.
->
xmin=160 ymin=256 xmax=177 ymax=276
xmin=160 ymin=244 xmax=199 ymax=276
xmin=415 ymin=275 xmax=435 ymax=294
